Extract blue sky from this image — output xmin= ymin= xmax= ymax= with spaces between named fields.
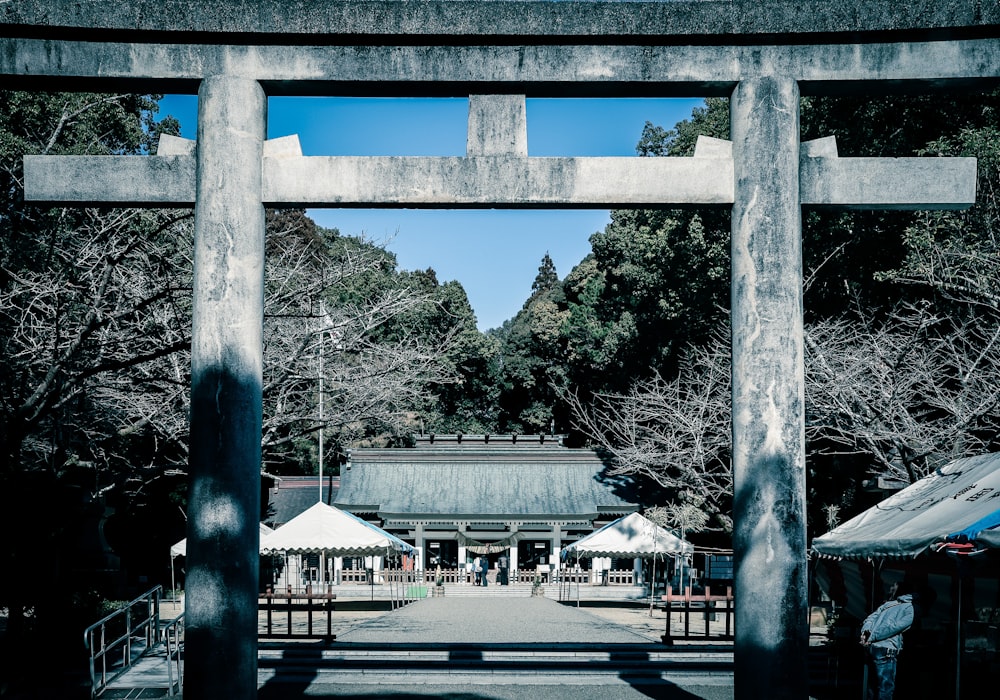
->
xmin=158 ymin=95 xmax=705 ymax=330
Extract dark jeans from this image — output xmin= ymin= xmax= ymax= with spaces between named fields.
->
xmin=869 ymin=646 xmax=898 ymax=700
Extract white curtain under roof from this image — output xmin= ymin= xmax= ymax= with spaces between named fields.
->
xmin=811 ymin=452 xmax=1000 ymax=560
xmin=561 ymin=511 xmax=693 ymax=560
xmin=259 ymin=501 xmax=415 ymax=557
xmin=456 ymin=530 xmax=524 ymax=554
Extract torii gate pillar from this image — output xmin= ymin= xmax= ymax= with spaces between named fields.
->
xmin=731 ymin=77 xmax=808 ymax=699
xmin=185 ymin=76 xmax=266 ymax=700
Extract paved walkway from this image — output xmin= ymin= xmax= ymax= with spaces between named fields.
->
xmin=337 ymin=597 xmax=662 ymax=644
xmin=256 ymin=598 xmax=734 ymax=699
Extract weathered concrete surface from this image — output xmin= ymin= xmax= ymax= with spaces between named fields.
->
xmin=3 ymin=38 xmax=1000 ymax=93
xmin=1 ymin=1 xmax=997 ymax=40
xmin=262 ymin=154 xmax=734 ymax=207
xmin=185 ymin=76 xmax=266 ymax=700
xmin=23 ymin=155 xmax=196 ymax=206
xmin=468 ymin=95 xmax=527 ymax=157
xmin=799 ymin=136 xmax=977 ymax=209
xmin=730 ymin=77 xmax=808 ymax=700
xmin=27 ymin=136 xmax=976 ymax=211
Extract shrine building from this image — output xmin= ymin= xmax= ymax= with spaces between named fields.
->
xmin=333 ymin=434 xmax=638 ymax=576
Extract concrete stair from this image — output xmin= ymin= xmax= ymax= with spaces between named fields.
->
xmin=256 ymin=641 xmax=734 ymax=688
xmin=430 ymin=582 xmax=536 ymax=597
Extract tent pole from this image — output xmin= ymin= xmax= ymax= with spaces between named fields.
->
xmin=650 ymin=556 xmax=656 ymax=616
xmin=955 ymin=571 xmax=962 ymax=700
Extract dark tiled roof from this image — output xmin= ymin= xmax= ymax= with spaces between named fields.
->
xmin=266 ymin=476 xmax=340 ymax=527
xmin=335 ymin=444 xmax=636 ymax=520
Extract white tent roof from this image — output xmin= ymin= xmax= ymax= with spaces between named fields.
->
xmin=170 ymin=521 xmax=273 ymax=559
xmin=811 ymin=452 xmax=1000 ymax=560
xmin=259 ymin=501 xmax=415 ymax=557
xmin=561 ymin=511 xmax=693 ymax=560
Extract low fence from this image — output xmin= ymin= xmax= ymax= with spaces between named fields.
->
xmin=339 ymin=569 xmax=368 ymax=584
xmin=274 ymin=567 xmax=640 ymax=593
xmin=660 ymin=584 xmax=734 ymax=643
xmin=606 ymin=569 xmax=635 ymax=585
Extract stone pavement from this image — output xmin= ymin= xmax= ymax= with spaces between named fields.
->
xmin=255 ymin=597 xmax=734 ymax=699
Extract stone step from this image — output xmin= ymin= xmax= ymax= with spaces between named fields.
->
xmin=259 ymin=642 xmax=732 ymax=665
xmin=257 ymin=642 xmax=734 ymax=678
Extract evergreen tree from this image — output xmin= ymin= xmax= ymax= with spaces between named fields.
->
xmin=531 ymin=252 xmax=559 ymax=294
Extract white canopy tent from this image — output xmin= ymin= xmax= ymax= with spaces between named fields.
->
xmin=811 ymin=452 xmax=1000 ymax=700
xmin=260 ymin=502 xmax=416 ymax=595
xmin=170 ymin=521 xmax=274 ymax=598
xmin=561 ymin=511 xmax=693 ymax=607
xmin=259 ymin=501 xmax=415 ymax=557
xmin=811 ymin=452 xmax=1000 ymax=561
xmin=562 ymin=511 xmax=694 ymax=560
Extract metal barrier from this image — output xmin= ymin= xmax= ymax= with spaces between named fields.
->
xmin=83 ymin=585 xmax=163 ymax=698
xmin=660 ymin=584 xmax=734 ymax=643
xmin=162 ymin=611 xmax=185 ymax=696
xmin=259 ymin=587 xmax=337 ymax=641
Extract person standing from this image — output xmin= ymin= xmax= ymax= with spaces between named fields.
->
xmin=498 ymin=553 xmax=509 ymax=586
xmin=860 ymin=581 xmax=916 ymax=700
xmin=472 ymin=555 xmax=482 ymax=586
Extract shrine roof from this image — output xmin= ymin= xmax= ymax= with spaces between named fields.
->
xmin=265 ymin=476 xmax=341 ymax=528
xmin=335 ymin=441 xmax=638 ymax=520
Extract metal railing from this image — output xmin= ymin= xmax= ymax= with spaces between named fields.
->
xmin=83 ymin=585 xmax=163 ymax=698
xmin=660 ymin=584 xmax=735 ymax=643
xmin=259 ymin=587 xmax=337 ymax=641
xmin=162 ymin=611 xmax=185 ymax=696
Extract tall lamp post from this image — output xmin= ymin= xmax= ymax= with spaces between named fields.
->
xmin=318 ymin=313 xmax=324 ymax=504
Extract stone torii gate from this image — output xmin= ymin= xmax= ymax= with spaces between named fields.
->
xmin=5 ymin=2 xmax=998 ymax=698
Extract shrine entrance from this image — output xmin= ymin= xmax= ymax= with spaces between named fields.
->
xmin=5 ymin=2 xmax=996 ymax=698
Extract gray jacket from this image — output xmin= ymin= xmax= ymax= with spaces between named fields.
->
xmin=861 ymin=594 xmax=914 ymax=653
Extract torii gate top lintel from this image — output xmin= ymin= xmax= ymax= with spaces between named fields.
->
xmin=3 ymin=0 xmax=998 ymax=43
